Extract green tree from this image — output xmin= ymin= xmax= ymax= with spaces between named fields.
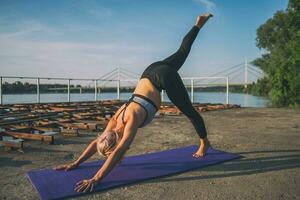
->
xmin=253 ymin=0 xmax=300 ymax=107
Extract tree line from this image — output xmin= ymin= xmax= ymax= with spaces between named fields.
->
xmin=251 ymin=0 xmax=300 ymax=107
xmin=0 ymin=81 xmax=133 ymax=94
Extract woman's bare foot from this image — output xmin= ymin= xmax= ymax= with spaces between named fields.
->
xmin=193 ymin=138 xmax=211 ymax=158
xmin=195 ymin=13 xmax=213 ymax=28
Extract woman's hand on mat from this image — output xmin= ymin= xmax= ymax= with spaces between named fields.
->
xmin=53 ymin=162 xmax=78 ymax=171
xmin=75 ymin=178 xmax=98 ymax=193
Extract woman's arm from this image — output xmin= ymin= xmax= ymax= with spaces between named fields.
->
xmin=75 ymin=116 xmax=138 ymax=192
xmin=94 ymin=118 xmax=137 ymax=180
xmin=73 ymin=138 xmax=98 ymax=166
xmin=54 ymin=138 xmax=98 ymax=170
xmin=55 ymin=117 xmax=117 ymax=171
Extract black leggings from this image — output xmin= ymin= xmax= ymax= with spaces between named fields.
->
xmin=141 ymin=25 xmax=208 ymax=139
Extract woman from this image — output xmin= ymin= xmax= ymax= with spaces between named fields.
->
xmin=55 ymin=13 xmax=213 ymax=193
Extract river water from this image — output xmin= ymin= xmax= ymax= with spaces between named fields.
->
xmin=2 ymin=92 xmax=269 ymax=107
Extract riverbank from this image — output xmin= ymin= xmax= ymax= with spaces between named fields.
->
xmin=0 ymin=107 xmax=299 ymax=200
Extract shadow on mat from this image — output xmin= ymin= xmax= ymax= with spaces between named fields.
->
xmin=146 ymin=149 xmax=300 ymax=183
xmin=0 ymin=157 xmax=32 ymax=167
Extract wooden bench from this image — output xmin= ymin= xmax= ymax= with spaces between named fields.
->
xmin=0 ymin=135 xmax=24 ymax=150
xmin=4 ymin=130 xmax=58 ymax=144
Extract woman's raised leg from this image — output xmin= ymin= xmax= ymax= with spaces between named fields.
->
xmin=162 ymin=13 xmax=213 ymax=71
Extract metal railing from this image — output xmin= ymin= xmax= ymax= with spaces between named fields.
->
xmin=181 ymin=76 xmax=229 ymax=104
xmin=0 ymin=76 xmax=118 ymax=105
xmin=0 ymin=75 xmax=230 ymax=105
xmin=119 ymin=76 xmax=229 ymax=104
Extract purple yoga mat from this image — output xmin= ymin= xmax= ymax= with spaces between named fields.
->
xmin=27 ymin=146 xmax=240 ymax=200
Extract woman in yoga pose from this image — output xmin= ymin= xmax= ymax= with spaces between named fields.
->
xmin=55 ymin=13 xmax=213 ymax=192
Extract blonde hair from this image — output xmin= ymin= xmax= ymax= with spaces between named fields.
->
xmin=97 ymin=130 xmax=120 ymax=158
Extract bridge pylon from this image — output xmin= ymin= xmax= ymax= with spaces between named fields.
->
xmin=244 ymin=60 xmax=248 ymax=89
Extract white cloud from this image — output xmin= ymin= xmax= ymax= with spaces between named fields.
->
xmin=0 ymin=22 xmax=158 ymax=78
xmin=0 ymin=11 xmax=177 ymax=78
xmin=0 ymin=19 xmax=60 ymax=39
xmin=193 ymin=0 xmax=216 ymax=13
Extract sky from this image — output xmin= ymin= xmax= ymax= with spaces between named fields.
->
xmin=0 ymin=0 xmax=289 ymax=81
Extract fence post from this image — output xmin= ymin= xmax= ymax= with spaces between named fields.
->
xmin=94 ymin=80 xmax=97 ymax=101
xmin=117 ymin=80 xmax=120 ymax=100
xmin=191 ymin=78 xmax=194 ymax=103
xmin=37 ymin=78 xmax=40 ymax=103
xmin=0 ymin=77 xmax=2 ymax=105
xmin=161 ymin=90 xmax=164 ymax=102
xmin=226 ymin=76 xmax=229 ymax=104
xmin=98 ymin=83 xmax=101 ymax=99
xmin=68 ymin=79 xmax=71 ymax=102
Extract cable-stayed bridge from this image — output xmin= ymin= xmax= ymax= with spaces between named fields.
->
xmin=97 ymin=60 xmax=264 ymax=87
xmin=93 ymin=60 xmax=264 ymax=104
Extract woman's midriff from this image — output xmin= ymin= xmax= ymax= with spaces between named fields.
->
xmin=112 ymin=78 xmax=161 ymax=130
xmin=133 ymin=78 xmax=161 ymax=108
